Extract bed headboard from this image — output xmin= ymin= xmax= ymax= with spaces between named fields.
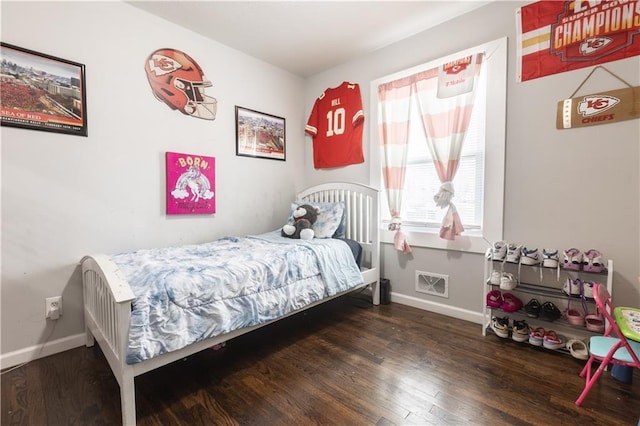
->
xmin=297 ymin=182 xmax=379 ymax=273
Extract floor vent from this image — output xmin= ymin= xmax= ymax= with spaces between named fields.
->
xmin=415 ymin=271 xmax=449 ymax=298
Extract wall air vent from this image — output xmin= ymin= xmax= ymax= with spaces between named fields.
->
xmin=415 ymin=271 xmax=449 ymax=298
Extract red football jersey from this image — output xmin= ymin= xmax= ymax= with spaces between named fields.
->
xmin=305 ymin=82 xmax=365 ymax=168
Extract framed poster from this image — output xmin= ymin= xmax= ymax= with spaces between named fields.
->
xmin=235 ymin=106 xmax=285 ymax=161
xmin=166 ymin=152 xmax=215 ymax=215
xmin=0 ymin=42 xmax=88 ymax=136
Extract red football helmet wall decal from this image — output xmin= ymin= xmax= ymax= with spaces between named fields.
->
xmin=144 ymin=48 xmax=217 ymax=120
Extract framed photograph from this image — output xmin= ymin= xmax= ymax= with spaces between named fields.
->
xmin=235 ymin=106 xmax=285 ymax=161
xmin=0 ymin=42 xmax=88 ymax=136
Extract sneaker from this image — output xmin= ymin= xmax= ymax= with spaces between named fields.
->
xmin=520 ymin=247 xmax=540 ymax=265
xmin=543 ymin=330 xmax=566 ymax=350
xmin=491 ymin=316 xmax=510 ymax=338
xmin=563 ymin=278 xmax=582 ymax=297
xmin=512 ymin=319 xmax=530 ymax=342
xmin=539 ymin=301 xmax=562 ymax=321
xmin=499 ymin=272 xmax=517 ymax=290
xmin=506 ymin=243 xmax=522 ymax=263
xmin=486 ymin=290 xmax=503 ymax=308
xmin=582 ymin=249 xmax=604 ymax=273
xmin=542 ymin=249 xmax=559 ymax=268
xmin=524 ymin=298 xmax=541 ymax=318
xmin=562 ymin=248 xmax=582 ymax=270
xmin=582 ymin=281 xmax=596 ymax=299
xmin=501 ymin=293 xmax=523 ymax=313
xmin=489 ymin=270 xmax=502 ymax=285
xmin=491 ymin=241 xmax=507 ymax=261
xmin=529 ymin=327 xmax=545 ymax=346
xmin=566 ymin=339 xmax=589 ymax=360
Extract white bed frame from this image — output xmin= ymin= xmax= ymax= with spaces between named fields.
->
xmin=82 ymin=182 xmax=379 ymax=425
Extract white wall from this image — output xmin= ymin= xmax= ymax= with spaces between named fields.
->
xmin=305 ymin=1 xmax=640 ymax=313
xmin=1 ymin=1 xmax=306 ymax=363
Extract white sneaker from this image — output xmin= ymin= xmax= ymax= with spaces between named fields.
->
xmin=500 ymin=272 xmax=517 ymax=290
xmin=491 ymin=241 xmax=507 ymax=261
xmin=582 ymin=280 xmax=596 ymax=299
xmin=542 ymin=249 xmax=559 ymax=268
xmin=563 ymin=278 xmax=582 ymax=296
xmin=489 ymin=270 xmax=502 ymax=285
xmin=506 ymin=243 xmax=522 ymax=263
xmin=520 ymin=247 xmax=540 ymax=265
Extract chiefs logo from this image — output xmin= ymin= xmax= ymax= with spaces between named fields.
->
xmin=577 ymin=95 xmax=620 ymax=117
xmin=579 ymin=37 xmax=613 ymax=56
xmin=148 ymin=54 xmax=183 ymax=76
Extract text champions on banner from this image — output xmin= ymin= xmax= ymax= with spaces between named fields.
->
xmin=517 ymin=0 xmax=640 ymax=82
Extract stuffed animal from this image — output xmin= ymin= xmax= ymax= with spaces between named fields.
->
xmin=281 ymin=204 xmax=319 ymax=240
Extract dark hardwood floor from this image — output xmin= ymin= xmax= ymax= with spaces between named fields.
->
xmin=2 ymin=291 xmax=639 ymax=425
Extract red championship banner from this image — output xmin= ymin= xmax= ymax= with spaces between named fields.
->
xmin=516 ymin=0 xmax=640 ymax=82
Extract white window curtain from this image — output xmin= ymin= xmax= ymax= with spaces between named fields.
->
xmin=413 ymin=54 xmax=484 ymax=240
xmin=377 ymin=77 xmax=414 ymax=253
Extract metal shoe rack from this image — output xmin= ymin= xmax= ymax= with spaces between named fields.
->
xmin=482 ymin=248 xmax=613 ymax=354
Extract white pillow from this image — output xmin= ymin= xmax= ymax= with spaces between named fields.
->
xmin=287 ymin=202 xmax=345 ymax=239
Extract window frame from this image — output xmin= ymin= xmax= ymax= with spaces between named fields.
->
xmin=369 ymin=37 xmax=507 ymax=253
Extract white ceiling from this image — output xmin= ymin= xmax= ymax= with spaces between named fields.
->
xmin=128 ymin=1 xmax=491 ymax=77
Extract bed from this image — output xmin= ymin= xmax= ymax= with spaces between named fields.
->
xmin=81 ymin=182 xmax=380 ymax=425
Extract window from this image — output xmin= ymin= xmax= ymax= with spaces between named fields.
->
xmin=369 ymin=37 xmax=507 ymax=253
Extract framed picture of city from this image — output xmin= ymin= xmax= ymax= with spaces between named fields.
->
xmin=0 ymin=42 xmax=87 ymax=136
xmin=235 ymin=106 xmax=285 ymax=161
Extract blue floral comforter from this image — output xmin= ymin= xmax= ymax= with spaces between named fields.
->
xmin=109 ymin=231 xmax=363 ymax=364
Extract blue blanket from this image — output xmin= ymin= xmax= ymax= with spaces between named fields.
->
xmin=109 ymin=231 xmax=363 ymax=364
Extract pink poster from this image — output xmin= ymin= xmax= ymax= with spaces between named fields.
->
xmin=166 ymin=152 xmax=215 ymax=215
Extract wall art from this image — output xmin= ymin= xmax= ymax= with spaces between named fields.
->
xmin=0 ymin=42 xmax=88 ymax=136
xmin=166 ymin=152 xmax=215 ymax=215
xmin=516 ymin=1 xmax=640 ymax=82
xmin=144 ymin=48 xmax=217 ymax=120
xmin=235 ymin=106 xmax=285 ymax=161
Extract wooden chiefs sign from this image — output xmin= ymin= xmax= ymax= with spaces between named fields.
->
xmin=556 ymin=85 xmax=640 ymax=129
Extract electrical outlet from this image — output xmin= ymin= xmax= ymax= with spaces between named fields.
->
xmin=45 ymin=296 xmax=62 ymax=319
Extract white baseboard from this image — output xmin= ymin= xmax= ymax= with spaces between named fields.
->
xmin=1 ymin=333 xmax=85 ymax=370
xmin=391 ymin=292 xmax=484 ymax=325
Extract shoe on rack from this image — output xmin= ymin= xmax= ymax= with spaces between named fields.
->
xmin=486 ymin=290 xmax=503 ymax=308
xmin=489 ymin=270 xmax=502 ymax=285
xmin=501 ymin=293 xmax=523 ymax=313
xmin=585 ymin=312 xmax=605 ymax=332
xmin=542 ymin=249 xmax=559 ymax=268
xmin=506 ymin=243 xmax=522 ymax=263
xmin=562 ymin=248 xmax=582 ymax=270
xmin=539 ymin=301 xmax=562 ymax=321
xmin=490 ymin=241 xmax=507 ymax=261
xmin=563 ymin=278 xmax=582 ymax=297
xmin=564 ymin=307 xmax=585 ymax=326
xmin=500 ymin=272 xmax=517 ymax=290
xmin=512 ymin=319 xmax=530 ymax=343
xmin=543 ymin=330 xmax=566 ymax=350
xmin=520 ymin=247 xmax=540 ymax=265
xmin=491 ymin=316 xmax=510 ymax=338
xmin=524 ymin=298 xmax=541 ymax=318
xmin=529 ymin=327 xmax=545 ymax=346
xmin=582 ymin=280 xmax=596 ymax=299
xmin=582 ymin=249 xmax=604 ymax=273
xmin=566 ymin=339 xmax=589 ymax=360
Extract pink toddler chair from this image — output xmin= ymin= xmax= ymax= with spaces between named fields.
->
xmin=575 ymin=283 xmax=640 ymax=406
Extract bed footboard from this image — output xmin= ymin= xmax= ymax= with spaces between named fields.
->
xmin=82 ymin=254 xmax=137 ymax=425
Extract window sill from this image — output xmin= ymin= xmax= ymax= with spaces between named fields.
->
xmin=380 ymin=227 xmax=491 ymax=254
